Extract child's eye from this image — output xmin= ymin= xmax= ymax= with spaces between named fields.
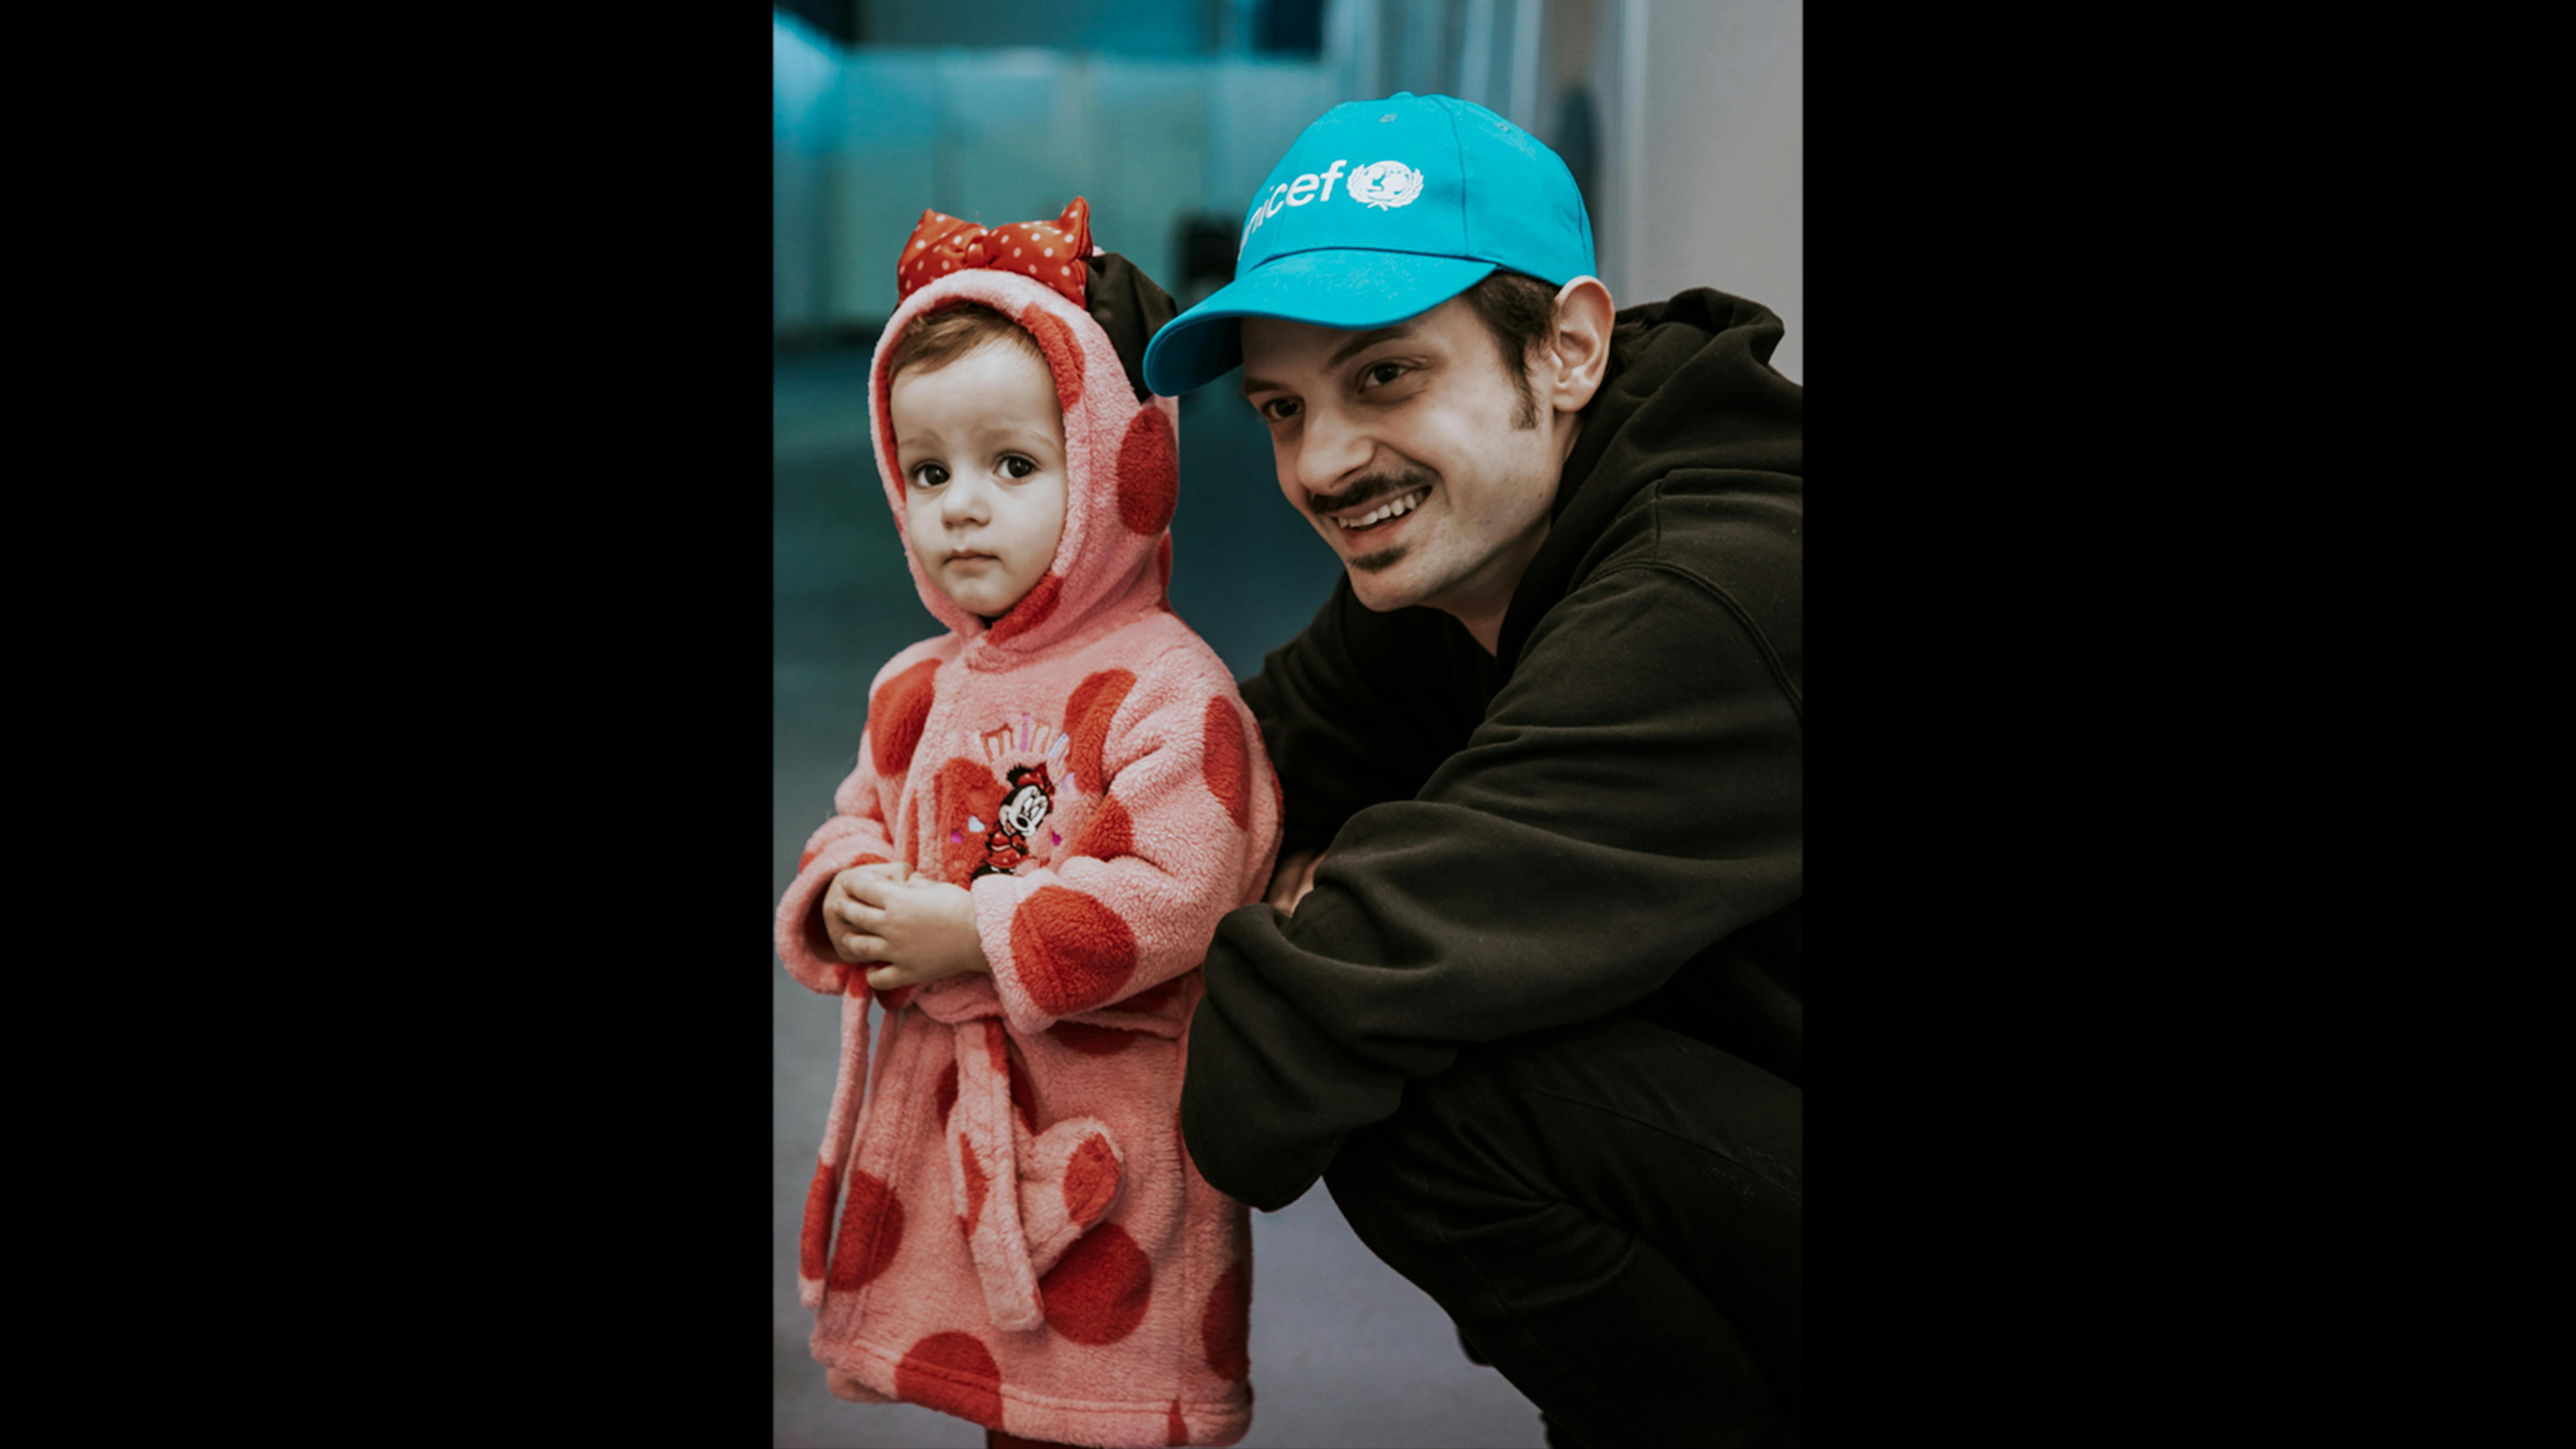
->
xmin=1001 ymin=454 xmax=1037 ymax=479
xmin=1257 ymin=397 xmax=1301 ymax=424
xmin=911 ymin=463 xmax=949 ymax=487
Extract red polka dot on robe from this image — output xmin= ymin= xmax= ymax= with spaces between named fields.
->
xmin=774 ymin=235 xmax=1282 ymax=1447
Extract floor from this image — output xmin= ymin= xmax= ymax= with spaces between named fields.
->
xmin=772 ymin=342 xmax=1546 ymax=1448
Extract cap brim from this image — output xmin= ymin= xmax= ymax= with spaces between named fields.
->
xmin=1142 ymin=250 xmax=1500 ymax=397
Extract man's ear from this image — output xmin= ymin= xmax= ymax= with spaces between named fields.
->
xmin=1544 ymin=276 xmax=1617 ymax=417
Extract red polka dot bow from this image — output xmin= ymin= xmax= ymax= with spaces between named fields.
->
xmin=897 ymin=197 xmax=1093 ymax=308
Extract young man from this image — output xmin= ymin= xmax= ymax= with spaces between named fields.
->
xmin=1143 ymin=93 xmax=1802 ymax=1449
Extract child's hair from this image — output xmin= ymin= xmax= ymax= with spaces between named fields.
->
xmin=886 ymin=301 xmax=1045 ymax=384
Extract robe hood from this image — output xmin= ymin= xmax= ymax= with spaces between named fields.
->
xmin=867 ymin=267 xmax=1182 ymax=659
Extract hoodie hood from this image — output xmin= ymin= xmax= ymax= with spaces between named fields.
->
xmin=1494 ymin=287 xmax=1803 ymax=672
xmin=868 ymin=267 xmax=1181 ymax=661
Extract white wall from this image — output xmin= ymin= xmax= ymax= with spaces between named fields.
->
xmin=1324 ymin=0 xmax=1802 ymax=380
xmin=1615 ymin=0 xmax=1802 ymax=381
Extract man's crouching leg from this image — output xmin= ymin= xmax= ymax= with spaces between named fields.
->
xmin=1323 ymin=1012 xmax=1802 ymax=1449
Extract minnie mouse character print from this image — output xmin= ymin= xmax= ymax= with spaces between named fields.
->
xmin=974 ymin=761 xmax=1053 ymax=878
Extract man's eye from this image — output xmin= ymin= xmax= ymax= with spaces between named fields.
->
xmin=1002 ymin=455 xmax=1036 ymax=479
xmin=1258 ymin=398 xmax=1301 ymax=423
xmin=1362 ymin=361 xmax=1407 ymax=388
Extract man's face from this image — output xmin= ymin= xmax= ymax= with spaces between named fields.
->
xmin=1241 ymin=296 xmax=1564 ymax=624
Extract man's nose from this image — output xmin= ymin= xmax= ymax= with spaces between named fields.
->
xmin=1295 ymin=405 xmax=1373 ymax=497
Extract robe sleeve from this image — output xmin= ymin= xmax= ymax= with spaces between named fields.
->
xmin=774 ymin=654 xmax=926 ymax=995
xmin=971 ymin=646 xmax=1284 ymax=1036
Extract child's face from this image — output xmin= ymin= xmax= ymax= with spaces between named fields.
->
xmin=889 ymin=339 xmax=1068 ymax=620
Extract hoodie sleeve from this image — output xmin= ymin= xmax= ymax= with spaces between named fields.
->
xmin=970 ymin=645 xmax=1282 ymax=1036
xmin=1180 ymin=543 xmax=1803 ymax=1210
xmin=774 ymin=652 xmax=940 ymax=995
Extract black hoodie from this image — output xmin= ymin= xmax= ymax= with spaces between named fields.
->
xmin=1180 ymin=288 xmax=1804 ymax=1212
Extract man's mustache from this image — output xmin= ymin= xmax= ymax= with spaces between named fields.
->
xmin=1308 ymin=462 xmax=1438 ymax=518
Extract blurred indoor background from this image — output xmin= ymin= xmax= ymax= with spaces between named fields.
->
xmin=774 ymin=3 xmax=1801 ymax=1444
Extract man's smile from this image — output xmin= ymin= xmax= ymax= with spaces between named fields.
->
xmin=1312 ymin=462 xmax=1441 ymax=539
xmin=1328 ymin=485 xmax=1431 ymax=532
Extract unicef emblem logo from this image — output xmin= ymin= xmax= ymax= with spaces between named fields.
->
xmin=1347 ymin=160 xmax=1425 ymax=210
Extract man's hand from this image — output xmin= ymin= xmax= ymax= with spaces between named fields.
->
xmin=1266 ymin=849 xmax=1321 ymax=914
xmin=831 ymin=869 xmax=992 ymax=990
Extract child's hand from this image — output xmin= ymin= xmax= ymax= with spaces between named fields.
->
xmin=836 ymin=873 xmax=992 ymax=990
xmin=823 ymin=862 xmax=913 ymax=964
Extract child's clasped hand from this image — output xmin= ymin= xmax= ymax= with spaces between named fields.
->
xmin=825 ymin=862 xmax=992 ymax=990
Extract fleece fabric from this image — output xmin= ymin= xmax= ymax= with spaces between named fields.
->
xmin=1180 ymin=287 xmax=1805 ymax=1213
xmin=776 ymin=263 xmax=1282 ymax=1448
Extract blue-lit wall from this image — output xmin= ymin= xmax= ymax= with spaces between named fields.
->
xmin=860 ymin=0 xmax=1222 ymax=54
xmin=775 ymin=14 xmax=1335 ymax=333
xmin=776 ymin=0 xmax=1801 ymax=380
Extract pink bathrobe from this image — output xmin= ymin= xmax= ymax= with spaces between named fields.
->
xmin=776 ymin=260 xmax=1282 ymax=1448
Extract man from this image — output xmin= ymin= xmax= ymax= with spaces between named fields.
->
xmin=1142 ymin=93 xmax=1802 ymax=1449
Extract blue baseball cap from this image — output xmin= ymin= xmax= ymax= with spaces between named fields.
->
xmin=1141 ymin=92 xmax=1596 ymax=397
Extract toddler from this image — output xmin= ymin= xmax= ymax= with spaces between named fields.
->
xmin=775 ymin=197 xmax=1281 ymax=1449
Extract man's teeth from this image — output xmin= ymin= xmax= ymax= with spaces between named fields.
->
xmin=1336 ymin=487 xmax=1429 ymax=529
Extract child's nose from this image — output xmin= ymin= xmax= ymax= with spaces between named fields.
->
xmin=940 ymin=479 xmax=990 ymax=526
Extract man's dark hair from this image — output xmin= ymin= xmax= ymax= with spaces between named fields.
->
xmin=1459 ymin=271 xmax=1647 ymax=428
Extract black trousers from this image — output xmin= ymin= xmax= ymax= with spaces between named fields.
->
xmin=1324 ymin=1012 xmax=1803 ymax=1449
